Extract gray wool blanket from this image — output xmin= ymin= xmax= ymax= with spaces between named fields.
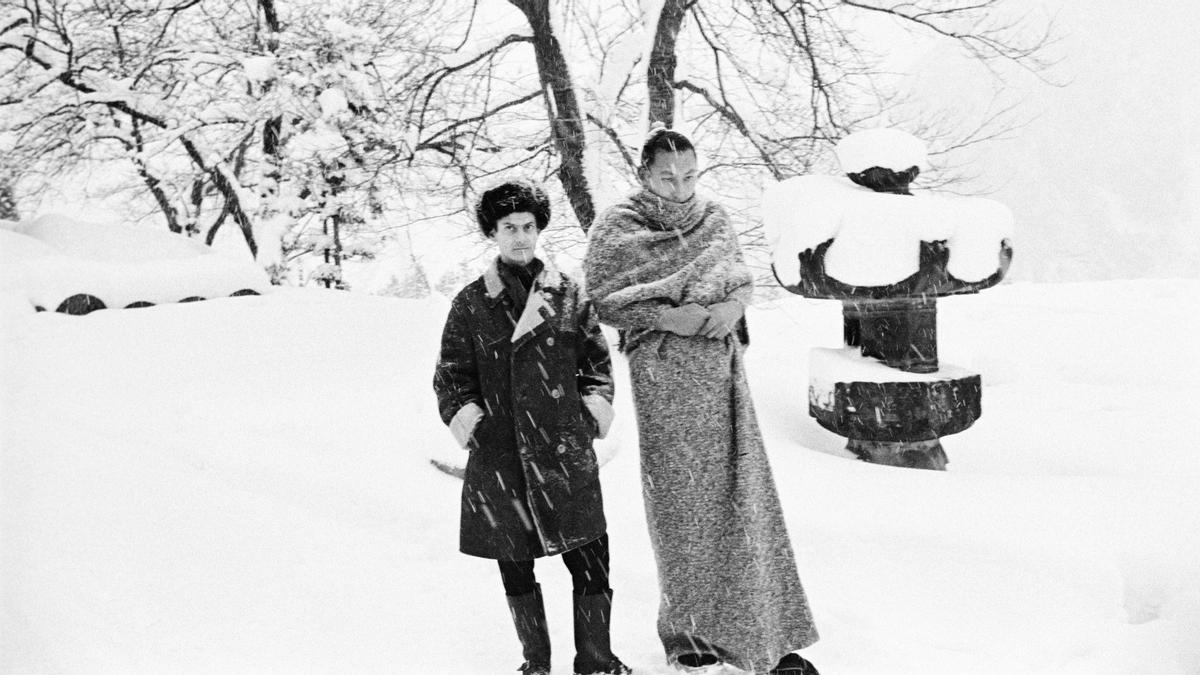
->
xmin=584 ymin=190 xmax=818 ymax=673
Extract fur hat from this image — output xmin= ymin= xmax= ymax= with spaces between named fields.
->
xmin=475 ymin=180 xmax=551 ymax=237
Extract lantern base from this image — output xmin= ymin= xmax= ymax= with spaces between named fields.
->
xmin=847 ymin=438 xmax=948 ymax=471
xmin=809 ymin=372 xmax=981 ymax=442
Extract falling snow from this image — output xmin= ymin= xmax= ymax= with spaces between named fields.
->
xmin=3 ymin=278 xmax=1199 ymax=672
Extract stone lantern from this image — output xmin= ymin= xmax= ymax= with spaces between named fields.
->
xmin=763 ymin=129 xmax=1013 ymax=470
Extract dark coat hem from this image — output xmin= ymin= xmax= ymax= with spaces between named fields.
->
xmin=460 ymin=530 xmax=608 ymax=561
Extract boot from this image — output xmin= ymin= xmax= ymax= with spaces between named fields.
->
xmin=769 ymin=652 xmax=820 ymax=675
xmin=572 ymin=590 xmax=631 ymax=675
xmin=507 ymin=585 xmax=551 ymax=675
xmin=676 ymin=653 xmax=721 ymax=670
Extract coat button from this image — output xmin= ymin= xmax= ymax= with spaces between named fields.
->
xmin=556 ymin=443 xmax=568 ymax=455
xmin=546 ymin=336 xmax=555 ymax=346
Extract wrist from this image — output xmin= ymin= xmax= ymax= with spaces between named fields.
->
xmin=654 ymin=307 xmax=674 ymax=330
xmin=715 ymin=299 xmax=743 ymax=317
xmin=653 ymin=310 xmax=666 ymax=330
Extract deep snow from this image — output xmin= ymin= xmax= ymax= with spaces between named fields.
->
xmin=2 ymin=280 xmax=1199 ymax=674
xmin=0 ymin=215 xmax=271 ymax=313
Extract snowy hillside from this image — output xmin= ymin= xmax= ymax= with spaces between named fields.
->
xmin=3 ymin=281 xmax=1199 ymax=674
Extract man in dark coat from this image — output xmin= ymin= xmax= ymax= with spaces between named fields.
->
xmin=433 ymin=180 xmax=629 ymax=675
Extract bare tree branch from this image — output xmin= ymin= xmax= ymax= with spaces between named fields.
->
xmin=507 ymin=0 xmax=595 ymax=230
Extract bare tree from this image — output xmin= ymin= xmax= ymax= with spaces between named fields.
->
xmin=404 ymin=0 xmax=1053 ymax=254
xmin=646 ymin=0 xmax=696 ymax=127
xmin=1 ymin=0 xmax=1055 ymax=286
xmin=507 ymin=0 xmax=596 ymax=229
xmin=1 ymin=0 xmax=450 ymax=278
xmin=249 ymin=0 xmax=284 ymax=260
xmin=1 ymin=0 xmax=261 ymax=254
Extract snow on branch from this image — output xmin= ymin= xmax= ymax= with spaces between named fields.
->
xmin=838 ymin=0 xmax=1057 ymax=68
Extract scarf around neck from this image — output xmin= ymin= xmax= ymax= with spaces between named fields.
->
xmin=627 ymin=188 xmax=707 ymax=234
xmin=497 ymin=256 xmax=544 ymax=317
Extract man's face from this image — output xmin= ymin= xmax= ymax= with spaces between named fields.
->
xmin=642 ymin=149 xmax=698 ymax=202
xmin=492 ymin=211 xmax=540 ymax=265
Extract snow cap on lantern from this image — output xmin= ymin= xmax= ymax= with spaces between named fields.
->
xmin=835 ymin=128 xmax=927 ymax=174
xmin=763 ymin=126 xmax=1012 ymax=291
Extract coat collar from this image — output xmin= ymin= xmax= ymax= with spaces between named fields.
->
xmin=483 ymin=256 xmax=566 ymax=302
xmin=482 ymin=256 xmax=566 ymax=345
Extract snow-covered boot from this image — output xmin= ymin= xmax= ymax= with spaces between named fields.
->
xmin=507 ymin=585 xmax=551 ymax=675
xmin=768 ymin=652 xmax=820 ymax=675
xmin=572 ymin=590 xmax=631 ymax=675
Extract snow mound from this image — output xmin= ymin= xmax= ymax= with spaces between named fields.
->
xmin=0 ymin=214 xmax=271 ymax=315
xmin=8 ymin=213 xmax=212 ymax=262
xmin=0 ymin=226 xmax=59 ymax=261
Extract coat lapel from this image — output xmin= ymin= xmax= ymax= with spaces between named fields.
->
xmin=483 ymin=260 xmax=505 ymax=306
xmin=483 ymin=257 xmax=566 ymax=349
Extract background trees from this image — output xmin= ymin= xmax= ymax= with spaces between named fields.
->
xmin=0 ymin=165 xmax=17 ymax=220
xmin=2 ymin=0 xmax=262 ymax=251
xmin=409 ymin=0 xmax=1052 ymax=280
xmin=2 ymin=0 xmax=1053 ymax=288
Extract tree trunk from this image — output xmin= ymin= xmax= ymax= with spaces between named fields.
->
xmin=130 ymin=117 xmax=184 ymax=233
xmin=0 ymin=176 xmax=19 ymax=221
xmin=508 ymin=0 xmax=595 ymax=231
xmin=139 ymin=169 xmax=183 ymax=234
xmin=257 ymin=0 xmax=284 ymax=261
xmin=205 ymin=201 xmax=232 ymax=246
xmin=647 ymin=0 xmax=691 ymax=128
xmin=322 ymin=216 xmax=332 ymax=288
xmin=332 ymin=212 xmax=344 ymax=288
xmin=193 ymin=153 xmax=258 ymax=258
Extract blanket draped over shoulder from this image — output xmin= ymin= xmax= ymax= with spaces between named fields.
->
xmin=583 ymin=189 xmax=753 ymax=351
xmin=584 ymin=190 xmax=819 ymax=673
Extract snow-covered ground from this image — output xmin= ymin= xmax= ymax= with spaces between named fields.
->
xmin=0 ymin=215 xmax=271 ymax=314
xmin=3 ymin=280 xmax=1199 ymax=674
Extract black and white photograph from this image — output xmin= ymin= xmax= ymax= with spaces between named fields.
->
xmin=2 ymin=0 xmax=1198 ymax=672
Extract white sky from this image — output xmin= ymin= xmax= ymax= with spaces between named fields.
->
xmin=901 ymin=0 xmax=1200 ymax=281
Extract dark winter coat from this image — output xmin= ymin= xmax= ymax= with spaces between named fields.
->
xmin=434 ymin=258 xmax=614 ymax=560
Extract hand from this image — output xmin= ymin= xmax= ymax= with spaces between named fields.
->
xmin=656 ymin=303 xmax=710 ymax=336
xmin=450 ymin=402 xmax=485 ymax=450
xmin=698 ymin=301 xmax=743 ymax=339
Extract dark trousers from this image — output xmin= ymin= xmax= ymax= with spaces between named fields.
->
xmin=498 ymin=534 xmax=610 ymax=596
